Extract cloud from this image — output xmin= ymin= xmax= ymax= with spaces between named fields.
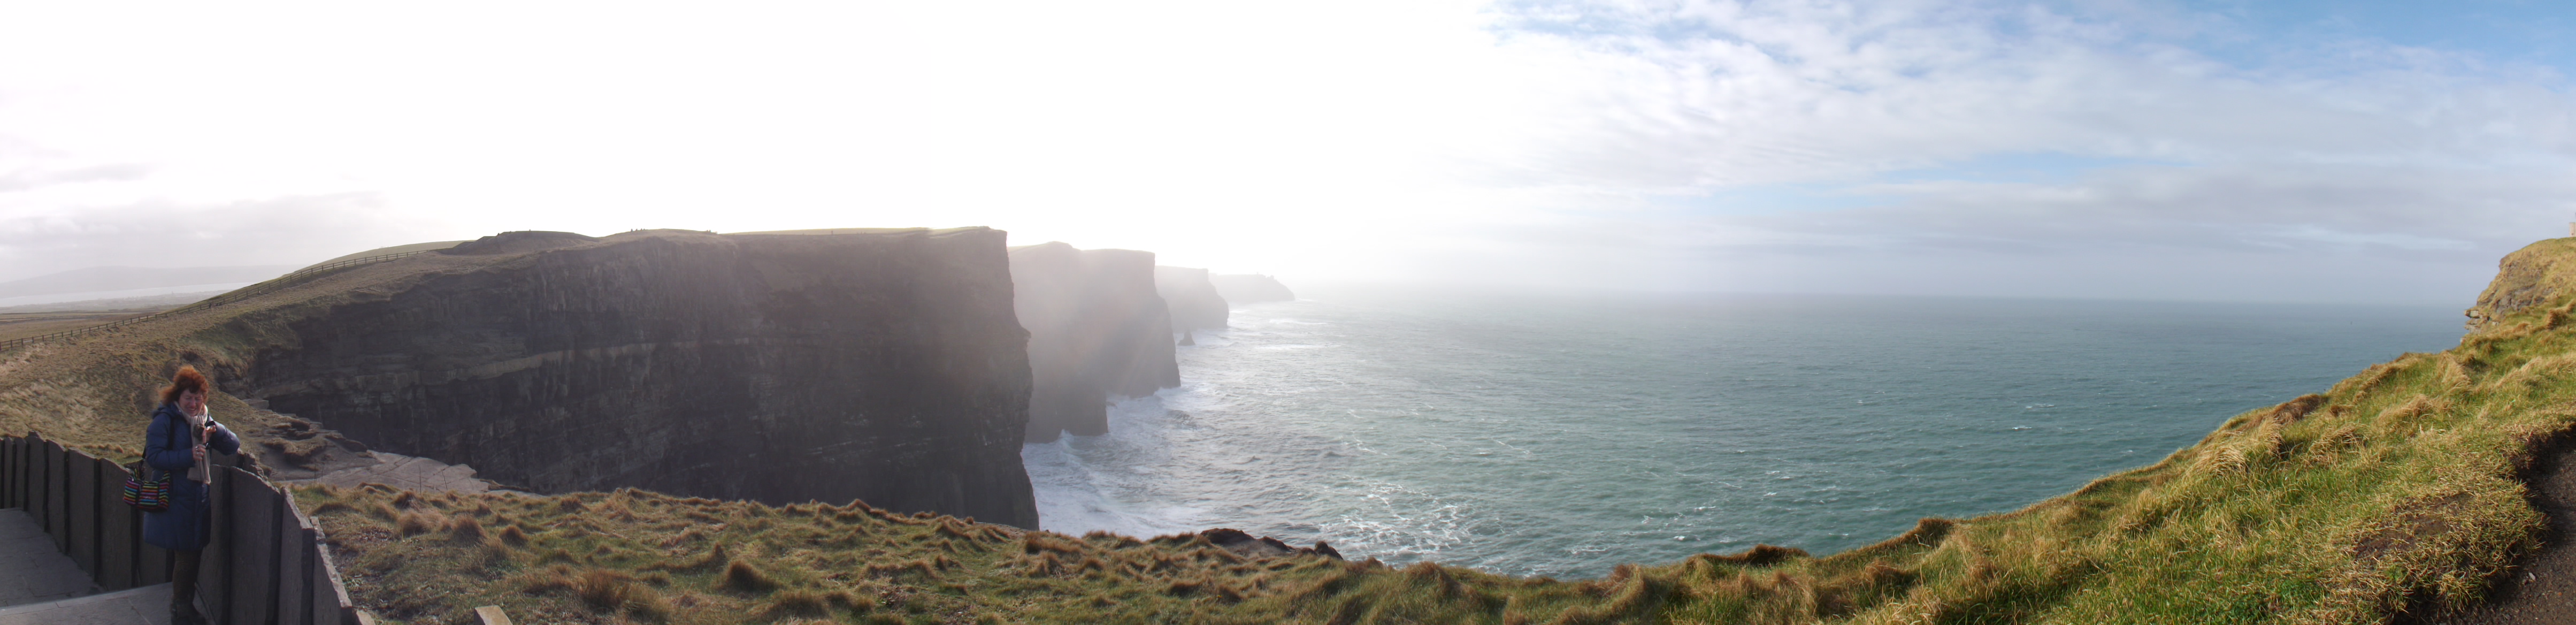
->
xmin=0 ymin=163 xmax=151 ymax=193
xmin=1387 ymin=0 xmax=2576 ymax=301
xmin=0 ymin=192 xmax=424 ymax=282
xmin=1477 ymin=0 xmax=2576 ymax=188
xmin=1408 ymin=159 xmax=2564 ymax=299
xmin=1818 ymin=164 xmax=2565 ymax=250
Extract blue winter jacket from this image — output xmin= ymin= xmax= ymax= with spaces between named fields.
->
xmin=142 ymin=402 xmax=240 ymax=551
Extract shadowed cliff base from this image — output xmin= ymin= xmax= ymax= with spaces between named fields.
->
xmin=0 ymin=227 xmax=1041 ymax=529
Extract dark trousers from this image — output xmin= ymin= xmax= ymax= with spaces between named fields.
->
xmin=171 ymin=549 xmax=201 ymax=613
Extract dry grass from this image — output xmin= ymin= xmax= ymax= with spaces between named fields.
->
xmin=298 ymin=485 xmax=1624 ymax=624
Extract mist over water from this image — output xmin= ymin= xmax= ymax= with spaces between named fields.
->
xmin=1021 ymin=287 xmax=2465 ymax=578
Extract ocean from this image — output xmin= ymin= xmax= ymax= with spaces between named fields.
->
xmin=1019 ymin=287 xmax=2467 ymax=578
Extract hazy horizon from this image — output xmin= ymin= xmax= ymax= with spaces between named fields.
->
xmin=7 ymin=1 xmax=2574 ymax=306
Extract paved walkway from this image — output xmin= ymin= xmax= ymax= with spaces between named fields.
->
xmin=0 ymin=584 xmax=170 ymax=625
xmin=0 ymin=507 xmax=94 ymax=606
xmin=0 ymin=508 xmax=165 ymax=624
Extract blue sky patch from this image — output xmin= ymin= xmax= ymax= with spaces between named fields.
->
xmin=2179 ymin=1 xmax=2576 ymax=77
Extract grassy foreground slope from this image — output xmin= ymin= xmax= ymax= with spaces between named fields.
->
xmin=20 ymin=238 xmax=2576 ymax=623
xmin=296 ymin=485 xmax=1628 ymax=624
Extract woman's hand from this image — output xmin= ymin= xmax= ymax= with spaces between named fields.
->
xmin=202 ymin=425 xmax=217 ymax=439
xmin=192 ymin=445 xmax=205 ymax=462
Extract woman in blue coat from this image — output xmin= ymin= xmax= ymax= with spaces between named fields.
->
xmin=142 ymin=365 xmax=239 ymax=625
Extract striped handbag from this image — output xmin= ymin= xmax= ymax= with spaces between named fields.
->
xmin=124 ymin=461 xmax=171 ymax=512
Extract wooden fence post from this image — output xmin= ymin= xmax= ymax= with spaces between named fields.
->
xmin=224 ymin=468 xmax=281 ymax=625
xmin=67 ymin=450 xmax=97 ymax=578
xmin=29 ymin=436 xmax=46 ymax=527
xmin=200 ymin=464 xmax=228 ymax=622
xmin=44 ymin=439 xmax=65 ymax=551
xmin=3 ymin=436 xmax=15 ymax=509
xmin=97 ymin=456 xmax=137 ymax=590
xmin=32 ymin=438 xmax=45 ymax=533
xmin=317 ymin=529 xmax=362 ymax=625
xmin=275 ymin=498 xmax=313 ymax=625
xmin=3 ymin=436 xmax=16 ymax=509
xmin=5 ymin=436 xmax=17 ymax=509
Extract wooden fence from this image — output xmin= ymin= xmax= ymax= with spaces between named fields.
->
xmin=2 ymin=433 xmax=363 ymax=624
xmin=0 ymin=250 xmax=430 ymax=353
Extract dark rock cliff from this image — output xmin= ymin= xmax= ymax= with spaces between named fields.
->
xmin=1211 ymin=274 xmax=1294 ymax=304
xmin=1155 ymin=266 xmax=1229 ymax=332
xmin=1009 ymin=242 xmax=1179 ymax=443
xmin=240 ymin=228 xmax=1040 ymax=528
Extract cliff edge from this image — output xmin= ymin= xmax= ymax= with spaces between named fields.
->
xmin=2467 ymin=238 xmax=2576 ymax=329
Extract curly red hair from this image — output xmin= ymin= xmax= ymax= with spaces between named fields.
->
xmin=159 ymin=365 xmax=209 ymax=405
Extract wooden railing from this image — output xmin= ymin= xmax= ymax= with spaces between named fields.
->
xmin=3 ymin=433 xmax=364 ymax=624
xmin=0 ymin=250 xmax=431 ymax=353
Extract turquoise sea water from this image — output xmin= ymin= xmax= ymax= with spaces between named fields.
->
xmin=1019 ymin=287 xmax=2466 ymax=578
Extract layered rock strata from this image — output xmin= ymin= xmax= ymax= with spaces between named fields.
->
xmin=1211 ymin=274 xmax=1294 ymax=304
xmin=1154 ymin=266 xmax=1230 ymax=332
xmin=1009 ymin=242 xmax=1179 ymax=443
xmin=241 ymin=228 xmax=1040 ymax=528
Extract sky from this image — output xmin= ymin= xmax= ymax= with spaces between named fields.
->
xmin=3 ymin=1 xmax=2574 ymax=304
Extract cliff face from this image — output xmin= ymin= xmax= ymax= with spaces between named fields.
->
xmin=241 ymin=228 xmax=1040 ymax=528
xmin=1009 ymin=242 xmax=1179 ymax=443
xmin=1211 ymin=274 xmax=1294 ymax=304
xmin=1154 ymin=266 xmax=1230 ymax=332
xmin=2468 ymin=238 xmax=2576 ymax=330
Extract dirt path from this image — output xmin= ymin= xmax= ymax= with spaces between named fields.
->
xmin=2406 ymin=441 xmax=2576 ymax=624
xmin=0 ymin=311 xmax=150 ymax=342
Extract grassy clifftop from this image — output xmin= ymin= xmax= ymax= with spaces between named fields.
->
xmin=297 ymin=485 xmax=1635 ymax=624
xmin=25 ymin=238 xmax=2576 ymax=623
xmin=0 ymin=245 xmax=521 ymax=461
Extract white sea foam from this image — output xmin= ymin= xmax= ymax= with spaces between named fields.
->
xmin=1321 ymin=480 xmax=1475 ymax=561
xmin=1021 ymin=291 xmax=2459 ymax=577
xmin=1022 ymin=393 xmax=1211 ymax=538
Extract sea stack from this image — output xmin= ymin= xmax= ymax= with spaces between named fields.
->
xmin=1008 ymin=242 xmax=1182 ymax=443
xmin=241 ymin=228 xmax=1041 ymax=528
xmin=1155 ymin=265 xmax=1230 ymax=332
xmin=1211 ymin=273 xmax=1294 ymax=304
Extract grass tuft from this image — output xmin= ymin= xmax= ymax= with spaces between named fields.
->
xmin=449 ymin=515 xmax=486 ymax=543
xmin=724 ymin=559 xmax=781 ymax=594
xmin=394 ymin=512 xmax=441 ymax=538
xmin=763 ymin=589 xmax=832 ymax=620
